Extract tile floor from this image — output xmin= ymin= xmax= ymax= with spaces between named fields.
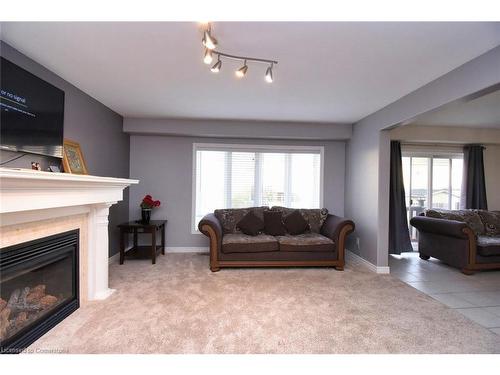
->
xmin=390 ymin=252 xmax=500 ymax=335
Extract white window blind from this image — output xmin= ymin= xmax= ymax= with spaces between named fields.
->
xmin=193 ymin=144 xmax=323 ymax=231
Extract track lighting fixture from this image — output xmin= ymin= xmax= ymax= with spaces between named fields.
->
xmin=202 ymin=29 xmax=217 ymax=50
xmin=203 ymin=49 xmax=213 ymax=64
xmin=265 ymin=63 xmax=273 ymax=83
xmin=211 ymin=56 xmax=222 ymax=73
xmin=200 ymin=22 xmax=278 ymax=83
xmin=235 ymin=60 xmax=248 ymax=78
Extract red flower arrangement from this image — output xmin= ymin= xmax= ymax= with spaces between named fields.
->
xmin=140 ymin=194 xmax=161 ymax=209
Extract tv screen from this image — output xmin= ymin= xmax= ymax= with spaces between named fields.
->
xmin=1 ymin=57 xmax=65 ymax=158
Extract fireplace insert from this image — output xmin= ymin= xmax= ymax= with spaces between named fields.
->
xmin=0 ymin=230 xmax=79 ymax=354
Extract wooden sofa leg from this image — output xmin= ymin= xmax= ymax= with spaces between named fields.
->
xmin=335 ymin=266 xmax=344 ymax=271
xmin=461 ymin=268 xmax=475 ymax=275
xmin=419 ymin=254 xmax=430 ymax=260
xmin=210 ymin=263 xmax=220 ymax=272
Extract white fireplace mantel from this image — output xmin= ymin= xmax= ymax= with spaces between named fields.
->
xmin=0 ymin=168 xmax=138 ymax=214
xmin=0 ymin=167 xmax=139 ymax=301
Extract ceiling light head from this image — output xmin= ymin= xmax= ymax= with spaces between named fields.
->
xmin=202 ymin=30 xmax=218 ymax=50
xmin=235 ymin=60 xmax=248 ymax=78
xmin=211 ymin=57 xmax=222 ymax=73
xmin=203 ymin=49 xmax=213 ymax=64
xmin=265 ymin=64 xmax=273 ymax=83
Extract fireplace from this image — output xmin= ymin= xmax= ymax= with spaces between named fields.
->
xmin=0 ymin=230 xmax=79 ymax=353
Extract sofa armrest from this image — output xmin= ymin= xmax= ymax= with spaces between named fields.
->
xmin=409 ymin=216 xmax=470 ymax=239
xmin=410 ymin=215 xmax=478 ymax=272
xmin=198 ymin=213 xmax=223 ymax=271
xmin=198 ymin=213 xmax=222 ymax=238
xmin=321 ymin=214 xmax=355 ymax=242
xmin=321 ymin=214 xmax=355 ymax=266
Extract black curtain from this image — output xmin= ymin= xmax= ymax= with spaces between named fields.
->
xmin=389 ymin=141 xmax=413 ymax=254
xmin=461 ymin=145 xmax=488 ymax=210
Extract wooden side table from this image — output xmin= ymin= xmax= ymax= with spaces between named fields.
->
xmin=118 ymin=220 xmax=167 ymax=265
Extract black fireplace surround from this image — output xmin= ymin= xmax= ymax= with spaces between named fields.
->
xmin=0 ymin=230 xmax=79 ymax=354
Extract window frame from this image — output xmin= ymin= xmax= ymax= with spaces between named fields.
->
xmin=191 ymin=142 xmax=325 ymax=233
xmin=401 ymin=150 xmax=463 ymax=210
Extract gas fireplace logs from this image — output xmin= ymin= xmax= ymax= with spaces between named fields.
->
xmin=0 ymin=285 xmax=60 ymax=341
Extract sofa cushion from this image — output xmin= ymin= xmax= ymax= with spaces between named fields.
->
xmin=214 ymin=207 xmax=267 ymax=234
xmin=221 ymin=234 xmax=279 ymax=254
xmin=476 ymin=210 xmax=500 ymax=236
xmin=237 ymin=211 xmax=264 ymax=236
xmin=263 ymin=210 xmax=286 ymax=236
xmin=283 ymin=210 xmax=309 ymax=235
xmin=271 ymin=206 xmax=329 ymax=233
xmin=277 ymin=233 xmax=335 ymax=252
xmin=477 ymin=236 xmax=500 ymax=257
xmin=425 ymin=209 xmax=485 ymax=235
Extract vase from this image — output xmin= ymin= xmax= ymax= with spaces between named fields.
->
xmin=141 ymin=208 xmax=152 ymax=224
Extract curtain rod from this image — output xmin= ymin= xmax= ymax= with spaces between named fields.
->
xmin=400 ymin=141 xmax=465 ymax=148
xmin=400 ymin=141 xmax=493 ymax=149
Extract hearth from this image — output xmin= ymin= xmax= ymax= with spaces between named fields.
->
xmin=0 ymin=230 xmax=79 ymax=353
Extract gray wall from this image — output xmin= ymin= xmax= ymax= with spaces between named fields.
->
xmin=345 ymin=45 xmax=500 ymax=266
xmin=129 ymin=134 xmax=346 ymax=248
xmin=0 ymin=41 xmax=130 ymax=256
xmin=484 ymin=145 xmax=500 ymax=210
xmin=124 ymin=117 xmax=352 ymax=141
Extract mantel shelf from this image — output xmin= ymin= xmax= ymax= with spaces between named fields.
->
xmin=0 ymin=167 xmax=138 ymax=187
xmin=0 ymin=167 xmax=139 ymax=214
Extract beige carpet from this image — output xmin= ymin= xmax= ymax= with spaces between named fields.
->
xmin=27 ymin=253 xmax=500 ymax=353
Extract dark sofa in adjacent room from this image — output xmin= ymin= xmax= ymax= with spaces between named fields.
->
xmin=198 ymin=206 xmax=355 ymax=272
xmin=410 ymin=209 xmax=500 ymax=274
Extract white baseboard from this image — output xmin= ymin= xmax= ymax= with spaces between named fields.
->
xmin=165 ymin=247 xmax=209 ymax=253
xmin=108 ymin=246 xmax=209 ymax=263
xmin=346 ymin=250 xmax=390 ymax=274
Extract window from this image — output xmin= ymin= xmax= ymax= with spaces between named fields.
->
xmin=402 ymin=148 xmax=463 ymax=243
xmin=193 ymin=144 xmax=323 ymax=231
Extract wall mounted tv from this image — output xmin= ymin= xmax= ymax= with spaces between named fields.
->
xmin=1 ymin=57 xmax=65 ymax=158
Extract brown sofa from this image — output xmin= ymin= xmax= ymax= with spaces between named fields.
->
xmin=410 ymin=209 xmax=500 ymax=275
xmin=198 ymin=206 xmax=355 ymax=272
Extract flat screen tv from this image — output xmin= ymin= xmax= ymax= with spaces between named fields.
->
xmin=1 ymin=57 xmax=65 ymax=158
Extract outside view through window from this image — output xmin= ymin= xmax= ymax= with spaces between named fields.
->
xmin=194 ymin=148 xmax=321 ymax=229
xmin=402 ymin=155 xmax=463 ymax=243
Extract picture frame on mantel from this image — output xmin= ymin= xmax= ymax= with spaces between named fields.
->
xmin=62 ymin=139 xmax=88 ymax=175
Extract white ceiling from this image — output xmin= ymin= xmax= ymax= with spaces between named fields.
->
xmin=1 ymin=22 xmax=500 ymax=123
xmin=412 ymin=89 xmax=500 ymax=128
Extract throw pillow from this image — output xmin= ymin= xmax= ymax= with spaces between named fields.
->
xmin=476 ymin=210 xmax=500 ymax=236
xmin=425 ymin=209 xmax=485 ymax=235
xmin=283 ymin=210 xmax=309 ymax=235
xmin=297 ymin=208 xmax=329 ymax=233
xmin=263 ymin=210 xmax=286 ymax=236
xmin=270 ymin=206 xmax=329 ymax=233
xmin=237 ymin=210 xmax=265 ymax=236
xmin=214 ymin=206 xmax=267 ymax=234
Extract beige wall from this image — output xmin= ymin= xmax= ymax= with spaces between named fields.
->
xmin=390 ymin=124 xmax=500 ymax=210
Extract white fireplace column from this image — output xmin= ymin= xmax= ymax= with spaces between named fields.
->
xmin=87 ymin=202 xmax=116 ymax=300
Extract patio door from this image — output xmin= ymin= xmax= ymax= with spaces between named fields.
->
xmin=402 ymin=152 xmax=463 ymax=245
